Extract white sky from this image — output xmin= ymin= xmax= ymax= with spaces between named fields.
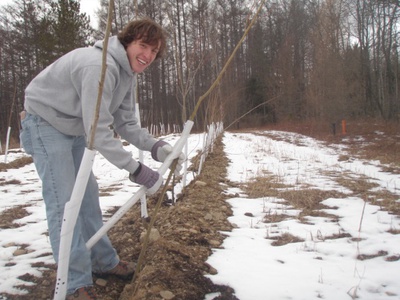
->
xmin=79 ymin=0 xmax=100 ymax=27
xmin=1 ymin=129 xmax=400 ymax=299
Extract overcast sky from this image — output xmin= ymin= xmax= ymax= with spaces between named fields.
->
xmin=78 ymin=0 xmax=100 ymax=27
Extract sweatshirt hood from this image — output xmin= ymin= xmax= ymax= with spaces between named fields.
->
xmin=94 ymin=36 xmax=133 ymax=76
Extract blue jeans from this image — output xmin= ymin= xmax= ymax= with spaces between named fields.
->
xmin=20 ymin=113 xmax=119 ymax=294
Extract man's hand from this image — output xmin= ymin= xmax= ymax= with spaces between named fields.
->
xmin=129 ymin=163 xmax=162 ymax=195
xmin=151 ymin=140 xmax=185 ymax=174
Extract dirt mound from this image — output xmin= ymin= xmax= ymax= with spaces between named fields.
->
xmin=115 ymin=136 xmax=238 ymax=300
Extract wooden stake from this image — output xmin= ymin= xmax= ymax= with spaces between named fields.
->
xmin=88 ymin=0 xmax=115 ymax=150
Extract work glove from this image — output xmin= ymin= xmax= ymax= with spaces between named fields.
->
xmin=151 ymin=140 xmax=185 ymax=175
xmin=129 ymin=163 xmax=163 ymax=195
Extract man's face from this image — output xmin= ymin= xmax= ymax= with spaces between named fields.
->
xmin=126 ymin=39 xmax=160 ymax=73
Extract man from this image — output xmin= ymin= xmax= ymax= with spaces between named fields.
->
xmin=20 ymin=18 xmax=180 ymax=300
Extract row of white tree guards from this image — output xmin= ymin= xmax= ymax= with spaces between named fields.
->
xmin=53 ymin=119 xmax=224 ymax=299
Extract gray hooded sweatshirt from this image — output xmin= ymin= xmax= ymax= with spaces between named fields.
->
xmin=24 ymin=36 xmax=157 ymax=173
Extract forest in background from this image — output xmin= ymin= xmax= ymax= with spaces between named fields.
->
xmin=1 ymin=0 xmax=399 ymax=142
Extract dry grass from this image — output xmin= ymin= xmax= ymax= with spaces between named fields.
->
xmin=357 ymin=250 xmax=388 ymax=261
xmin=244 ymin=176 xmax=290 ymax=198
xmin=269 ymin=232 xmax=304 ymax=246
xmin=243 ymin=177 xmax=345 ymax=222
xmin=263 ymin=212 xmax=292 ymax=223
xmin=0 ymin=205 xmax=30 ymax=229
xmin=0 ymin=156 xmax=33 ymax=171
xmin=279 ymin=189 xmax=344 ymax=211
xmin=99 ymin=184 xmax=124 ymax=197
xmin=238 ymin=119 xmax=400 ymax=246
xmin=335 ymin=174 xmax=380 ymax=195
xmin=261 ymin=119 xmax=400 ymax=167
xmin=368 ymin=190 xmax=400 ymax=215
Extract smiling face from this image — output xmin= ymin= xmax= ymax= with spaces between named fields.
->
xmin=126 ymin=39 xmax=161 ymax=73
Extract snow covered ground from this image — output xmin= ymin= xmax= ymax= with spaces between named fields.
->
xmin=1 ymin=130 xmax=400 ymax=300
xmin=207 ymin=131 xmax=400 ymax=300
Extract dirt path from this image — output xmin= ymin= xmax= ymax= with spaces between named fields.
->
xmin=114 ymin=137 xmax=238 ymax=300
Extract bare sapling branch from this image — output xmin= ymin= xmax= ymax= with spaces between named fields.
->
xmin=88 ymin=0 xmax=115 ymax=150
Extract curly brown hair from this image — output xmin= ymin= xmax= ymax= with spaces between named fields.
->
xmin=117 ymin=18 xmax=167 ymax=60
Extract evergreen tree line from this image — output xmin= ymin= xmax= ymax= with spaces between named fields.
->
xmin=1 ymin=0 xmax=399 ymax=141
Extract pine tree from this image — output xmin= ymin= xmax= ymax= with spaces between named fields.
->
xmin=49 ymin=0 xmax=94 ymax=57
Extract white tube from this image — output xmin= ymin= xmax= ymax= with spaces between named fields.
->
xmin=135 ymin=102 xmax=148 ymax=218
xmin=4 ymin=126 xmax=11 ymax=163
xmin=86 ymin=120 xmax=194 ymax=250
xmin=157 ymin=120 xmax=194 ymax=175
xmin=198 ymin=129 xmax=207 ymax=175
xmin=53 ymin=148 xmax=96 ymax=300
xmin=182 ymin=141 xmax=189 ymax=187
